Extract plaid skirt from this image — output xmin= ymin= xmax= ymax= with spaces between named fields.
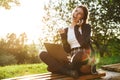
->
xmin=70 ymin=48 xmax=91 ymax=63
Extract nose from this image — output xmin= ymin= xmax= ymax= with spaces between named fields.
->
xmin=74 ymin=12 xmax=78 ymax=17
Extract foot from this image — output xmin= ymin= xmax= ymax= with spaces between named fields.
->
xmin=91 ymin=65 xmax=98 ymax=74
xmin=62 ymin=69 xmax=79 ymax=78
xmin=69 ymin=70 xmax=79 ymax=78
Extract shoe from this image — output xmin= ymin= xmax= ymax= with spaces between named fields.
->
xmin=61 ymin=69 xmax=79 ymax=78
xmin=91 ymin=65 xmax=98 ymax=74
xmin=67 ymin=70 xmax=79 ymax=78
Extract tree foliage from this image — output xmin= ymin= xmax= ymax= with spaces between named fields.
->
xmin=42 ymin=0 xmax=120 ymax=57
xmin=0 ymin=0 xmax=20 ymax=9
xmin=0 ymin=33 xmax=40 ymax=66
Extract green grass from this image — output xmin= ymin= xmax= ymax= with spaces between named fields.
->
xmin=97 ymin=55 xmax=120 ymax=68
xmin=0 ymin=55 xmax=120 ymax=79
xmin=0 ymin=63 xmax=47 ymax=79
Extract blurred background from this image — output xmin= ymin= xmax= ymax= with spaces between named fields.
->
xmin=0 ymin=0 xmax=120 ymax=79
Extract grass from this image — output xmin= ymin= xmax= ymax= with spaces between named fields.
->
xmin=97 ymin=55 xmax=120 ymax=68
xmin=0 ymin=55 xmax=120 ymax=79
xmin=0 ymin=63 xmax=47 ymax=79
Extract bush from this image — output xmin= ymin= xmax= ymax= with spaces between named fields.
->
xmin=97 ymin=55 xmax=120 ymax=68
xmin=0 ymin=54 xmax=17 ymax=66
xmin=108 ymin=38 xmax=120 ymax=56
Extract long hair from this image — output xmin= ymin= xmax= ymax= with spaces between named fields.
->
xmin=77 ymin=5 xmax=89 ymax=26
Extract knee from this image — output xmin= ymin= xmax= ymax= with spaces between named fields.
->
xmin=39 ymin=51 xmax=47 ymax=61
xmin=80 ymin=65 xmax=91 ymax=74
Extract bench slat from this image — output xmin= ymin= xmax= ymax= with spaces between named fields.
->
xmin=3 ymin=70 xmax=106 ymax=80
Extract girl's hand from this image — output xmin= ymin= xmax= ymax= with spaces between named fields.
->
xmin=58 ymin=28 xmax=65 ymax=34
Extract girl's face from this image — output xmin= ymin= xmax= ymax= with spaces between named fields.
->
xmin=72 ymin=7 xmax=84 ymax=23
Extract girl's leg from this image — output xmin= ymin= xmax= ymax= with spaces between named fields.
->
xmin=71 ymin=49 xmax=97 ymax=74
xmin=39 ymin=51 xmax=79 ymax=78
xmin=39 ymin=51 xmax=65 ymax=73
xmin=71 ymin=49 xmax=90 ymax=74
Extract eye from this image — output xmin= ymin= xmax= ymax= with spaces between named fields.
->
xmin=75 ymin=10 xmax=78 ymax=12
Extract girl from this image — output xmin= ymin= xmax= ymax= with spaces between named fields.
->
xmin=39 ymin=5 xmax=97 ymax=78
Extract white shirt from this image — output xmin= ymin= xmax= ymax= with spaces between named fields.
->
xmin=67 ymin=27 xmax=82 ymax=48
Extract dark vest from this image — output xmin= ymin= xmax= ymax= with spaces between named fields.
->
xmin=60 ymin=24 xmax=93 ymax=53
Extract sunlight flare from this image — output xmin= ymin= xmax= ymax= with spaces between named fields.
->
xmin=0 ymin=0 xmax=47 ymax=44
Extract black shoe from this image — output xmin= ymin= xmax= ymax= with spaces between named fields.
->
xmin=61 ymin=69 xmax=79 ymax=78
xmin=68 ymin=70 xmax=79 ymax=78
xmin=91 ymin=65 xmax=98 ymax=74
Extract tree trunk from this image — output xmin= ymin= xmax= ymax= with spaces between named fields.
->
xmin=94 ymin=41 xmax=104 ymax=57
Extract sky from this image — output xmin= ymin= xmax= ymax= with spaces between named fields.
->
xmin=0 ymin=0 xmax=48 ymax=44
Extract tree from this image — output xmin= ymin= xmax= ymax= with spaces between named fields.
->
xmin=0 ymin=0 xmax=20 ymax=9
xmin=0 ymin=32 xmax=40 ymax=65
xmin=87 ymin=0 xmax=120 ymax=57
xmin=5 ymin=33 xmax=29 ymax=64
xmin=41 ymin=0 xmax=120 ymax=57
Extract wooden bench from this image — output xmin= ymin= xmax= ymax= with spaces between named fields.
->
xmin=3 ymin=70 xmax=106 ymax=80
xmin=101 ymin=63 xmax=120 ymax=72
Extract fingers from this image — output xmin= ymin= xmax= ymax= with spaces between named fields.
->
xmin=58 ymin=28 xmax=65 ymax=34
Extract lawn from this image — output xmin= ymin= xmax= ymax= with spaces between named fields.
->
xmin=97 ymin=55 xmax=120 ymax=68
xmin=0 ymin=63 xmax=47 ymax=79
xmin=0 ymin=55 xmax=120 ymax=79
